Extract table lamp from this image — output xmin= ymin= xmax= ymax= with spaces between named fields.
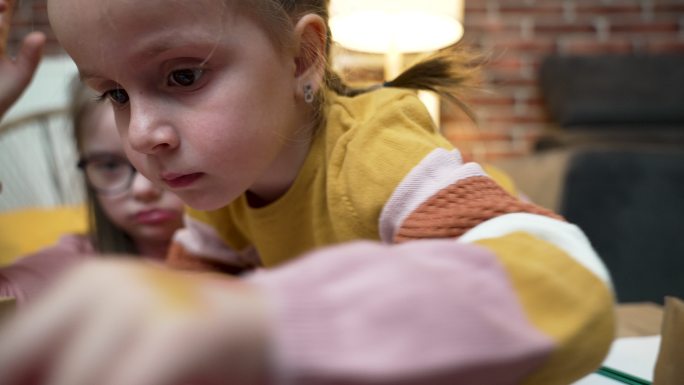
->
xmin=330 ymin=0 xmax=465 ymax=125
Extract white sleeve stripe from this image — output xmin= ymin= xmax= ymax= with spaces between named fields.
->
xmin=379 ymin=148 xmax=486 ymax=243
xmin=174 ymin=215 xmax=261 ymax=266
xmin=457 ymin=213 xmax=613 ymax=286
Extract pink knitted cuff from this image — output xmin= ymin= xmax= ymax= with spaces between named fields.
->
xmin=247 ymin=240 xmax=553 ymax=385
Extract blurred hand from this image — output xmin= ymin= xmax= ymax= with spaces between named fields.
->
xmin=0 ymin=0 xmax=45 ymax=120
xmin=0 ymin=259 xmax=270 ymax=385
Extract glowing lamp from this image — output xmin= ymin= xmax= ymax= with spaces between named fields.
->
xmin=329 ymin=0 xmax=465 ymax=126
xmin=330 ymin=0 xmax=464 ymax=55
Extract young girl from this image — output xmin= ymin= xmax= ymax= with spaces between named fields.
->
xmin=0 ymin=78 xmax=185 ymax=305
xmin=0 ymin=1 xmax=615 ymax=384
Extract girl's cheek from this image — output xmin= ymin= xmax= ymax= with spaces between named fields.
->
xmin=97 ymin=195 xmax=130 ymax=225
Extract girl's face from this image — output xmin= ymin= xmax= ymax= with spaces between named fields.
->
xmin=81 ymin=103 xmax=185 ymax=250
xmin=49 ymin=0 xmax=313 ymax=211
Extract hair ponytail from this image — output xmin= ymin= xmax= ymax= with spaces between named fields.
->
xmin=325 ymin=48 xmax=483 ymax=121
xmin=262 ymin=0 xmax=483 ymax=121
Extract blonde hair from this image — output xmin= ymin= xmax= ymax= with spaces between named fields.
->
xmin=69 ymin=76 xmax=137 ymax=255
xmin=241 ymin=0 xmax=480 ymax=120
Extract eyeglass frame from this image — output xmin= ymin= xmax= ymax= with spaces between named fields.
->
xmin=77 ymin=153 xmax=138 ymax=195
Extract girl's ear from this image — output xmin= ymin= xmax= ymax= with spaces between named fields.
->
xmin=293 ymin=14 xmax=327 ymax=96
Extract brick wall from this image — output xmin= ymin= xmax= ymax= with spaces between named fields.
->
xmin=454 ymin=0 xmax=684 ymax=161
xmin=6 ymin=0 xmax=684 ymax=161
xmin=4 ymin=0 xmax=60 ymax=55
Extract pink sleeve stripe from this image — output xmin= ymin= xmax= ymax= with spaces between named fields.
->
xmin=0 ymin=235 xmax=92 ymax=306
xmin=247 ymin=239 xmax=554 ymax=385
xmin=379 ymin=148 xmax=487 ymax=243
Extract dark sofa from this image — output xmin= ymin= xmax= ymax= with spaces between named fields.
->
xmin=498 ymin=53 xmax=684 ymax=304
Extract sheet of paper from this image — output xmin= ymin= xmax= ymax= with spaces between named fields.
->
xmin=604 ymin=335 xmax=660 ymax=381
xmin=572 ymin=335 xmax=661 ymax=384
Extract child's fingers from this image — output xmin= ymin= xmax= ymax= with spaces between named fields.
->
xmin=104 ymin=321 xmax=202 ymax=385
xmin=105 ymin=289 xmax=267 ymax=385
xmin=0 ymin=262 xmax=264 ymax=385
xmin=16 ymin=31 xmax=45 ymax=71
xmin=47 ymin=297 xmax=142 ymax=385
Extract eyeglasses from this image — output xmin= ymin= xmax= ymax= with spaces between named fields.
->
xmin=77 ymin=154 xmax=137 ymax=195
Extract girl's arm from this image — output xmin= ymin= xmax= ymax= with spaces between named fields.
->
xmin=0 ymin=259 xmax=271 ymax=385
xmin=0 ymin=0 xmax=45 ymax=121
xmin=246 ymin=225 xmax=613 ymax=385
xmin=0 ymin=173 xmax=613 ymax=385
xmin=242 ymin=150 xmax=613 ymax=384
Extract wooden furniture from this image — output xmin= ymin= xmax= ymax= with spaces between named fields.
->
xmin=615 ymin=302 xmax=664 ymax=338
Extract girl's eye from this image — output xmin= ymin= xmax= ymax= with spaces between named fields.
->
xmin=104 ymin=88 xmax=129 ymax=105
xmin=94 ymin=160 xmax=127 ymax=174
xmin=168 ymin=68 xmax=203 ymax=87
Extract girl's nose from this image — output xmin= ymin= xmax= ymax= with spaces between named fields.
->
xmin=129 ymin=171 xmax=163 ymax=202
xmin=127 ymin=102 xmax=180 ymax=155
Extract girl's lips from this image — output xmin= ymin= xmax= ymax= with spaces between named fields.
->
xmin=134 ymin=209 xmax=178 ymax=225
xmin=161 ymin=172 xmax=203 ymax=189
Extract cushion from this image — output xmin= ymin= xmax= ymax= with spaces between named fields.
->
xmin=539 ymin=54 xmax=684 ymax=128
xmin=0 ymin=205 xmax=87 ymax=266
xmin=560 ymin=149 xmax=684 ymax=303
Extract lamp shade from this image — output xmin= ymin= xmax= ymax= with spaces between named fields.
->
xmin=329 ymin=0 xmax=464 ymax=54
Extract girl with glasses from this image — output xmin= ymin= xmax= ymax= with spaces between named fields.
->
xmin=0 ymin=77 xmax=185 ymax=305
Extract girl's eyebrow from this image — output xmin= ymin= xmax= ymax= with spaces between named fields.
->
xmin=132 ymin=27 xmax=229 ymax=62
xmin=132 ymin=32 xmax=212 ymax=60
xmin=78 ymin=71 xmax=97 ymax=82
xmin=76 ymin=35 xmax=220 ymax=84
xmin=76 ymin=39 xmax=197 ymax=84
xmin=78 ymin=70 xmax=109 ymax=84
xmin=136 ymin=41 xmax=178 ymax=59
